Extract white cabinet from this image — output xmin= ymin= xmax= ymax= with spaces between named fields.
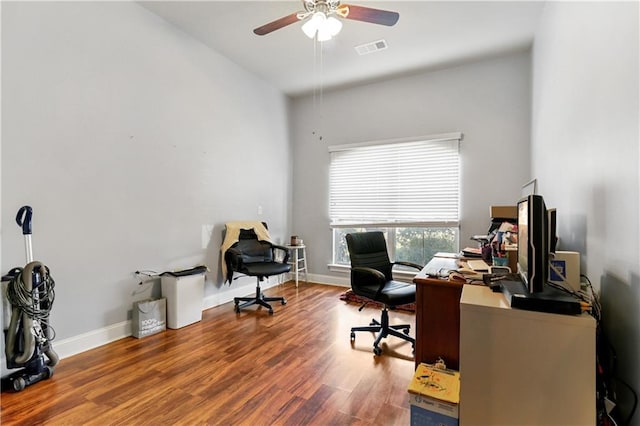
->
xmin=459 ymin=285 xmax=596 ymax=426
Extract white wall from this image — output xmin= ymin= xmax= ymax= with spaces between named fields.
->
xmin=290 ymin=51 xmax=532 ymax=282
xmin=531 ymin=1 xmax=639 ymax=416
xmin=1 ymin=1 xmax=291 ymax=359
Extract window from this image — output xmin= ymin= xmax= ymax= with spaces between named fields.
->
xmin=329 ymin=133 xmax=462 ymax=267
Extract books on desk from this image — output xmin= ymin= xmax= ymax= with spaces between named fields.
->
xmin=466 ymin=259 xmax=490 ymax=272
xmin=455 ymin=259 xmax=490 ymax=281
xmin=461 ymin=247 xmax=482 ymax=258
xmin=425 ymin=253 xmax=488 ymax=281
xmin=455 ymin=268 xmax=483 ymax=281
xmin=424 ymin=257 xmax=459 ymax=278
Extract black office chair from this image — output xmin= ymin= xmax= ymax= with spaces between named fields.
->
xmin=346 ymin=231 xmax=423 ymax=356
xmin=224 ymin=224 xmax=290 ymax=315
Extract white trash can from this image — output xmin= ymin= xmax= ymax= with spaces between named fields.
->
xmin=160 ymin=267 xmax=206 ymax=329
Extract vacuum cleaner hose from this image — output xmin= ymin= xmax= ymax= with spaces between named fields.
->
xmin=5 ymin=261 xmax=58 ymax=366
xmin=45 ymin=347 xmax=60 ymax=367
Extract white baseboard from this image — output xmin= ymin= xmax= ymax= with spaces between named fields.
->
xmin=203 ymin=282 xmax=254 ymax=310
xmin=305 ymin=272 xmax=350 ymax=287
xmin=1 ymin=320 xmax=132 ymax=378
xmin=2 ymin=276 xmax=348 ymax=375
xmin=54 ymin=320 xmax=132 ymax=360
xmin=203 ymin=275 xmax=293 ymax=309
xmin=203 ymin=274 xmax=349 ymax=309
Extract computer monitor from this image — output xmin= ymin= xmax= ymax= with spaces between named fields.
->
xmin=517 ymin=194 xmax=549 ymax=293
xmin=548 ymin=208 xmax=557 ymax=254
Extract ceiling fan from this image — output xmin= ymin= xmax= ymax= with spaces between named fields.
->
xmin=253 ymin=0 xmax=399 ymax=41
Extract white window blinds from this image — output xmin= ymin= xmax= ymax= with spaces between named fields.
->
xmin=329 ymin=133 xmax=461 ymax=225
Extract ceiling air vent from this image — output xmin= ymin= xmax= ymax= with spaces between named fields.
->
xmin=355 ymin=39 xmax=388 ymax=56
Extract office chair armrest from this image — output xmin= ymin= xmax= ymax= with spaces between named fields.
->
xmin=271 ymin=244 xmax=290 ymax=264
xmin=351 ymin=266 xmax=386 ymax=280
xmin=351 ymin=266 xmax=387 ymax=298
xmin=392 ymin=261 xmax=424 ymax=271
xmin=225 ymin=247 xmax=244 ymax=268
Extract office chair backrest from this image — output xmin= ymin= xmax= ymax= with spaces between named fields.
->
xmin=346 ymin=232 xmax=393 ymax=281
xmin=235 ymin=228 xmax=274 ymax=263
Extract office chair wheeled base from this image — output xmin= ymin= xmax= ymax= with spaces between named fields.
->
xmin=234 ymin=283 xmax=286 ymax=315
xmin=350 ymin=307 xmax=414 ymax=356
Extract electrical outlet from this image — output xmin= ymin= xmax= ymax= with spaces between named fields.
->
xmin=257 ymin=205 xmax=263 ymax=215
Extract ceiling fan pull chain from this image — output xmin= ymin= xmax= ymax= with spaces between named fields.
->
xmin=311 ymin=37 xmax=325 ymax=142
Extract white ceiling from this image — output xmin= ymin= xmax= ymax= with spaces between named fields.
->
xmin=139 ymin=1 xmax=545 ymax=96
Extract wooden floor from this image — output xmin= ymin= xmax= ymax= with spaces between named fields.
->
xmin=1 ymin=282 xmax=417 ymax=425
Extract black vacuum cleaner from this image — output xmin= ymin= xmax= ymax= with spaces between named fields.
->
xmin=2 ymin=206 xmax=59 ymax=392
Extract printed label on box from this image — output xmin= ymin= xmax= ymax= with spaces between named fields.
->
xmin=410 ymin=404 xmax=458 ymax=426
xmin=550 ymin=259 xmax=567 ymax=281
xmin=409 ymin=392 xmax=459 ymax=418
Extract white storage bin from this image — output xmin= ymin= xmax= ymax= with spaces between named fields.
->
xmin=161 ymin=273 xmax=204 ymax=329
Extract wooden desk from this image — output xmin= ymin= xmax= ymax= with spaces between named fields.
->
xmin=413 ymin=256 xmax=464 ymax=370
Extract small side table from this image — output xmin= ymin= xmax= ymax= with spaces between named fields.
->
xmin=285 ymin=244 xmax=308 ymax=287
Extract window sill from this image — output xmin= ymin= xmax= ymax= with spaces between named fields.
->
xmin=328 ymin=263 xmax=350 ymax=274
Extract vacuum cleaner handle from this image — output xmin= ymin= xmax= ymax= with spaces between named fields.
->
xmin=16 ymin=206 xmax=33 ymax=235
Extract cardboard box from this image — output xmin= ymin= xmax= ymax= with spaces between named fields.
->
xmin=408 ymin=363 xmax=460 ymax=426
xmin=490 ymin=205 xmax=517 ymax=220
xmin=549 ymin=251 xmax=581 ymax=292
xmin=409 ymin=395 xmax=458 ymax=426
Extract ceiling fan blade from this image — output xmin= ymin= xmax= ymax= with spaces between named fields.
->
xmin=253 ymin=12 xmax=301 ymax=36
xmin=339 ymin=4 xmax=399 ymax=26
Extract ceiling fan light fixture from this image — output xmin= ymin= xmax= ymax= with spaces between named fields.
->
xmin=302 ymin=11 xmax=326 ymax=38
xmin=316 ymin=27 xmax=332 ymax=42
xmin=301 ymin=11 xmax=342 ymax=40
xmin=325 ymin=16 xmax=343 ymax=36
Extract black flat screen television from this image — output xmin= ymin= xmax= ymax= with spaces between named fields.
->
xmin=517 ymin=194 xmax=549 ymax=293
xmin=548 ymin=208 xmax=557 ymax=254
xmin=505 ymin=194 xmax=582 ymax=314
